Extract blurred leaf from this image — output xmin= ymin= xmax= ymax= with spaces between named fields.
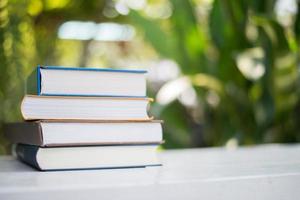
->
xmin=170 ymin=0 xmax=206 ymax=74
xmin=210 ymin=0 xmax=248 ymax=50
xmin=294 ymin=1 xmax=300 ymax=43
xmin=191 ymin=73 xmax=224 ymax=95
xmin=252 ymin=15 xmax=290 ymax=53
xmin=159 ymin=100 xmax=193 ymax=148
xmin=129 ymin=11 xmax=176 ymax=59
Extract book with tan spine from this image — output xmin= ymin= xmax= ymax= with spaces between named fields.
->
xmin=21 ymin=95 xmax=153 ymax=121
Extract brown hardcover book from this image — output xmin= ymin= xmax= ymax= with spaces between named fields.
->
xmin=4 ymin=120 xmax=163 ymax=147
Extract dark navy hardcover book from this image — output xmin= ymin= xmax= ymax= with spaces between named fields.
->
xmin=16 ymin=144 xmax=161 ymax=171
xmin=16 ymin=144 xmax=41 ymax=170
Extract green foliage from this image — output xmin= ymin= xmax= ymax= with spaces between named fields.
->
xmin=1 ymin=0 xmax=300 ymax=153
xmin=130 ymin=0 xmax=300 ymax=146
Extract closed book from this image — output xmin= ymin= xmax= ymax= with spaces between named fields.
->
xmin=27 ymin=66 xmax=147 ymax=97
xmin=5 ymin=120 xmax=163 ymax=146
xmin=21 ymin=95 xmax=152 ymax=121
xmin=16 ymin=144 xmax=161 ymax=171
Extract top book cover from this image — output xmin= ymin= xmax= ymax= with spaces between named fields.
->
xmin=27 ymin=66 xmax=148 ymax=97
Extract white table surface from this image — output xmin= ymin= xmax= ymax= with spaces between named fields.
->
xmin=0 ymin=144 xmax=300 ymax=200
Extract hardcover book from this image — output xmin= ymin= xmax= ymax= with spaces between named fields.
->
xmin=5 ymin=120 xmax=163 ymax=146
xmin=27 ymin=66 xmax=147 ymax=97
xmin=16 ymin=144 xmax=161 ymax=171
xmin=21 ymin=95 xmax=152 ymax=121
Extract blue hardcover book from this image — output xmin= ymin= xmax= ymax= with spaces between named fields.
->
xmin=16 ymin=144 xmax=161 ymax=171
xmin=27 ymin=65 xmax=147 ymax=97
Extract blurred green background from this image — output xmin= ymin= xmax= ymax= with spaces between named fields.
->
xmin=1 ymin=0 xmax=300 ymax=154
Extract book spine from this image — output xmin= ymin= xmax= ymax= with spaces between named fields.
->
xmin=26 ymin=65 xmax=41 ymax=95
xmin=4 ymin=122 xmax=44 ymax=146
xmin=16 ymin=144 xmax=41 ymax=170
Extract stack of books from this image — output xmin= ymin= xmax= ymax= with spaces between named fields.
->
xmin=5 ymin=66 xmax=163 ymax=171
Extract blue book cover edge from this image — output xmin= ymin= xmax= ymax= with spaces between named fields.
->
xmin=37 ymin=65 xmax=41 ymax=95
xmin=40 ymin=164 xmax=162 ymax=172
xmin=40 ymin=94 xmax=147 ymax=98
xmin=41 ymin=65 xmax=147 ymax=74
